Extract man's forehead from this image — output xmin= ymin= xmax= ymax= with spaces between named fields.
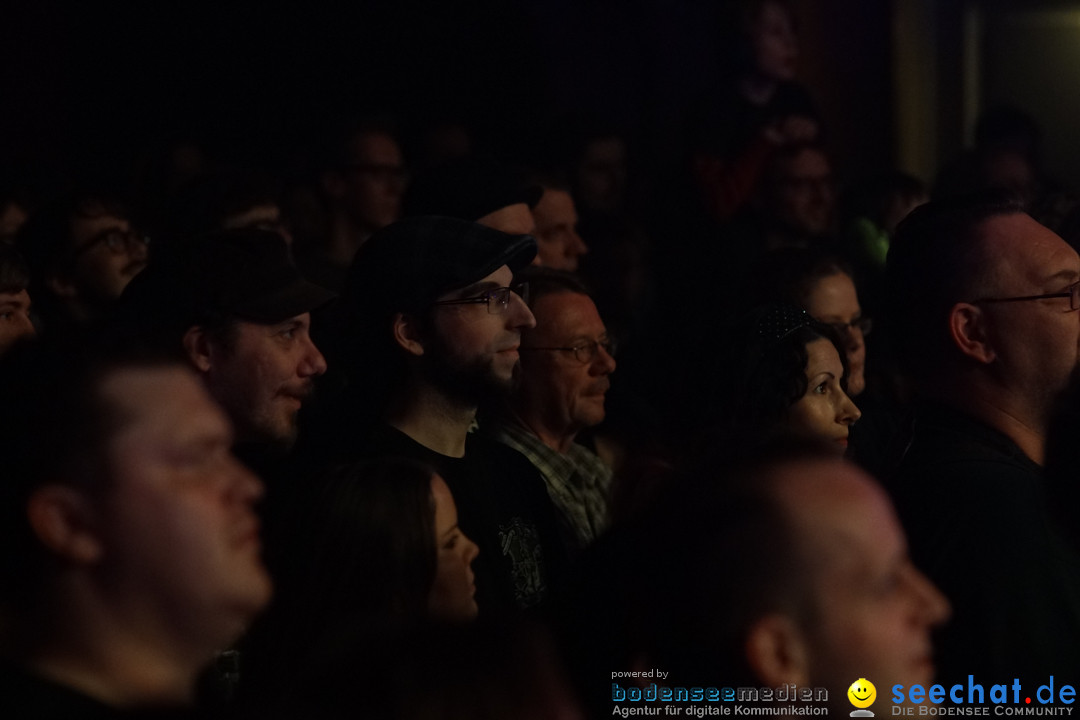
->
xmin=978 ymin=212 xmax=1080 ymax=284
xmin=532 ymin=292 xmax=603 ymax=335
xmin=71 ymin=210 xmax=129 ymax=240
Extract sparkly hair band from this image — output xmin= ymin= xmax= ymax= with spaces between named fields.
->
xmin=754 ymin=304 xmax=813 ymax=344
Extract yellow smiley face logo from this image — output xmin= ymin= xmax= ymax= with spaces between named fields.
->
xmin=847 ymin=678 xmax=876 ymax=708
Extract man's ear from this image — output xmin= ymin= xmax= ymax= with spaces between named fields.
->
xmin=949 ymin=302 xmax=996 ymax=364
xmin=392 ymin=312 xmax=426 ymax=357
xmin=745 ymin=614 xmax=810 ymax=687
xmin=182 ymin=326 xmax=213 ymax=372
xmin=26 ymin=485 xmax=104 ymax=565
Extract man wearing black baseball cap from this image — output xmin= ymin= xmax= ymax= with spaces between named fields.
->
xmin=113 ymin=228 xmax=335 ymax=450
xmin=313 ymin=215 xmax=568 ymax=614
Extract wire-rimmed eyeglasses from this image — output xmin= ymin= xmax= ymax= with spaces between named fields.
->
xmin=520 ymin=336 xmax=618 ymax=364
xmin=972 ymin=279 xmax=1080 ymax=312
xmin=432 ymin=282 xmax=530 ymax=315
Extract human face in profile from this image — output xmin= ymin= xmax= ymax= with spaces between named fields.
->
xmin=772 ymin=459 xmax=950 ymax=712
xmin=804 ymin=272 xmax=867 ymax=396
xmin=787 ymin=337 xmax=860 ymax=450
xmin=97 ymin=366 xmax=271 ymax=646
xmin=428 ymin=474 xmax=479 ymax=621
xmin=427 ymin=265 xmax=536 ymax=401
xmin=202 ymin=313 xmax=327 ymax=447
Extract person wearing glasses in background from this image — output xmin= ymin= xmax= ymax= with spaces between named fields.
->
xmin=488 ymin=267 xmax=616 ymax=557
xmin=15 ymin=191 xmax=149 ymax=339
xmin=307 ymin=216 xmax=569 ymax=616
xmin=300 ymin=117 xmax=408 ymax=291
xmin=884 ymin=192 xmax=1080 ymax=683
xmin=744 ymin=248 xmax=898 ymax=474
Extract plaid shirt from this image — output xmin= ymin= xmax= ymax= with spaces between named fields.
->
xmin=493 ymin=420 xmax=612 ymax=551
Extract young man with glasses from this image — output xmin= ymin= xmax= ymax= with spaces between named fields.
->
xmin=313 ymin=216 xmax=569 ymax=614
xmin=489 ymin=267 xmax=616 ymax=555
xmin=16 ymin=192 xmax=149 ymax=338
xmin=884 ymin=192 xmax=1080 ymax=682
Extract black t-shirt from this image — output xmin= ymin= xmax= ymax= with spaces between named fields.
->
xmin=352 ymin=424 xmax=569 ymax=615
xmin=888 ymin=402 xmax=1080 ymax=683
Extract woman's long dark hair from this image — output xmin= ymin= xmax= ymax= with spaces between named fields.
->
xmin=242 ymin=457 xmax=438 ymax=702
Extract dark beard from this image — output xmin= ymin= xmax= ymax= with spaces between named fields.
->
xmin=421 ymin=337 xmax=518 ymax=409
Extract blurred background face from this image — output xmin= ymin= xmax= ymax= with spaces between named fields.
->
xmin=750 ymin=0 xmax=797 ymax=81
xmin=804 ymin=272 xmax=867 ymax=396
xmin=576 ymin=137 xmax=627 ymax=214
xmin=769 ymin=148 xmax=835 ymax=237
xmin=68 ymin=209 xmax=149 ymax=303
xmin=531 ymin=189 xmax=587 ymax=272
xmin=428 ymin=474 xmax=479 ymax=621
xmin=0 ymin=289 xmax=34 ymax=354
xmin=341 ymin=131 xmax=407 ymax=233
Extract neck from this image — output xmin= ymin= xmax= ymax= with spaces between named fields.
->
xmin=325 ymin=213 xmax=372 ymax=267
xmin=930 ymin=379 xmax=1047 ymax=465
xmin=386 ymin=380 xmax=477 ymax=457
xmin=19 ymin=587 xmax=216 ymax=709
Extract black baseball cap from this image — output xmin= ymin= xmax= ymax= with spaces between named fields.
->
xmin=117 ymin=228 xmax=335 ymax=329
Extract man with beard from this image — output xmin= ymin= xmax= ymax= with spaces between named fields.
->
xmin=321 ymin=216 xmax=569 ymax=613
xmin=111 ymin=228 xmax=333 ymax=468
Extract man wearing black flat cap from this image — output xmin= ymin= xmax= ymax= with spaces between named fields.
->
xmin=312 ymin=215 xmax=569 ymax=614
xmin=112 ymin=228 xmax=335 ymax=451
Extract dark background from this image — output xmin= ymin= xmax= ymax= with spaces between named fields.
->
xmin=4 ymin=1 xmax=1079 ymax=191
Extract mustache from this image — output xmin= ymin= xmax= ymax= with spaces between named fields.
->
xmin=587 ymin=378 xmax=611 ymax=394
xmin=279 ymin=382 xmax=315 ymax=401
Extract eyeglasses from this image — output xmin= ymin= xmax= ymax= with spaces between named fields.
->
xmin=432 ymin=282 xmax=530 ymax=315
xmin=520 ymin=336 xmax=618 ymax=365
xmin=973 ymin=280 xmax=1080 ymax=312
xmin=73 ymin=228 xmax=150 ymax=258
xmin=824 ymin=317 xmax=873 ymax=337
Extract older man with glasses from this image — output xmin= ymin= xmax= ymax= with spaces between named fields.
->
xmin=884 ymin=191 xmax=1080 ymax=683
xmin=488 ymin=267 xmax=617 ymax=556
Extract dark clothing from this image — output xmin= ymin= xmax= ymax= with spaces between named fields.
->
xmin=0 ymin=663 xmax=195 ymax=719
xmin=888 ymin=402 xmax=1080 ymax=683
xmin=350 ymin=424 xmax=569 ymax=615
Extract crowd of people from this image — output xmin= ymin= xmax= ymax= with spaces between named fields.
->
xmin=3 ymin=1 xmax=1080 ymax=718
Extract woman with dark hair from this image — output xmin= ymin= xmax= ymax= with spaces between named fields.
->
xmin=295 ymin=458 xmax=479 ymax=624
xmin=240 ymin=457 xmax=479 ymax=704
xmin=711 ymin=304 xmax=860 ymax=453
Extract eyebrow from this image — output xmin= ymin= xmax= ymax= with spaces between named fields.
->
xmin=1046 ymin=269 xmax=1080 ymax=285
xmin=445 ymin=281 xmax=500 ymax=299
xmin=440 ymin=524 xmax=460 ymax=539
